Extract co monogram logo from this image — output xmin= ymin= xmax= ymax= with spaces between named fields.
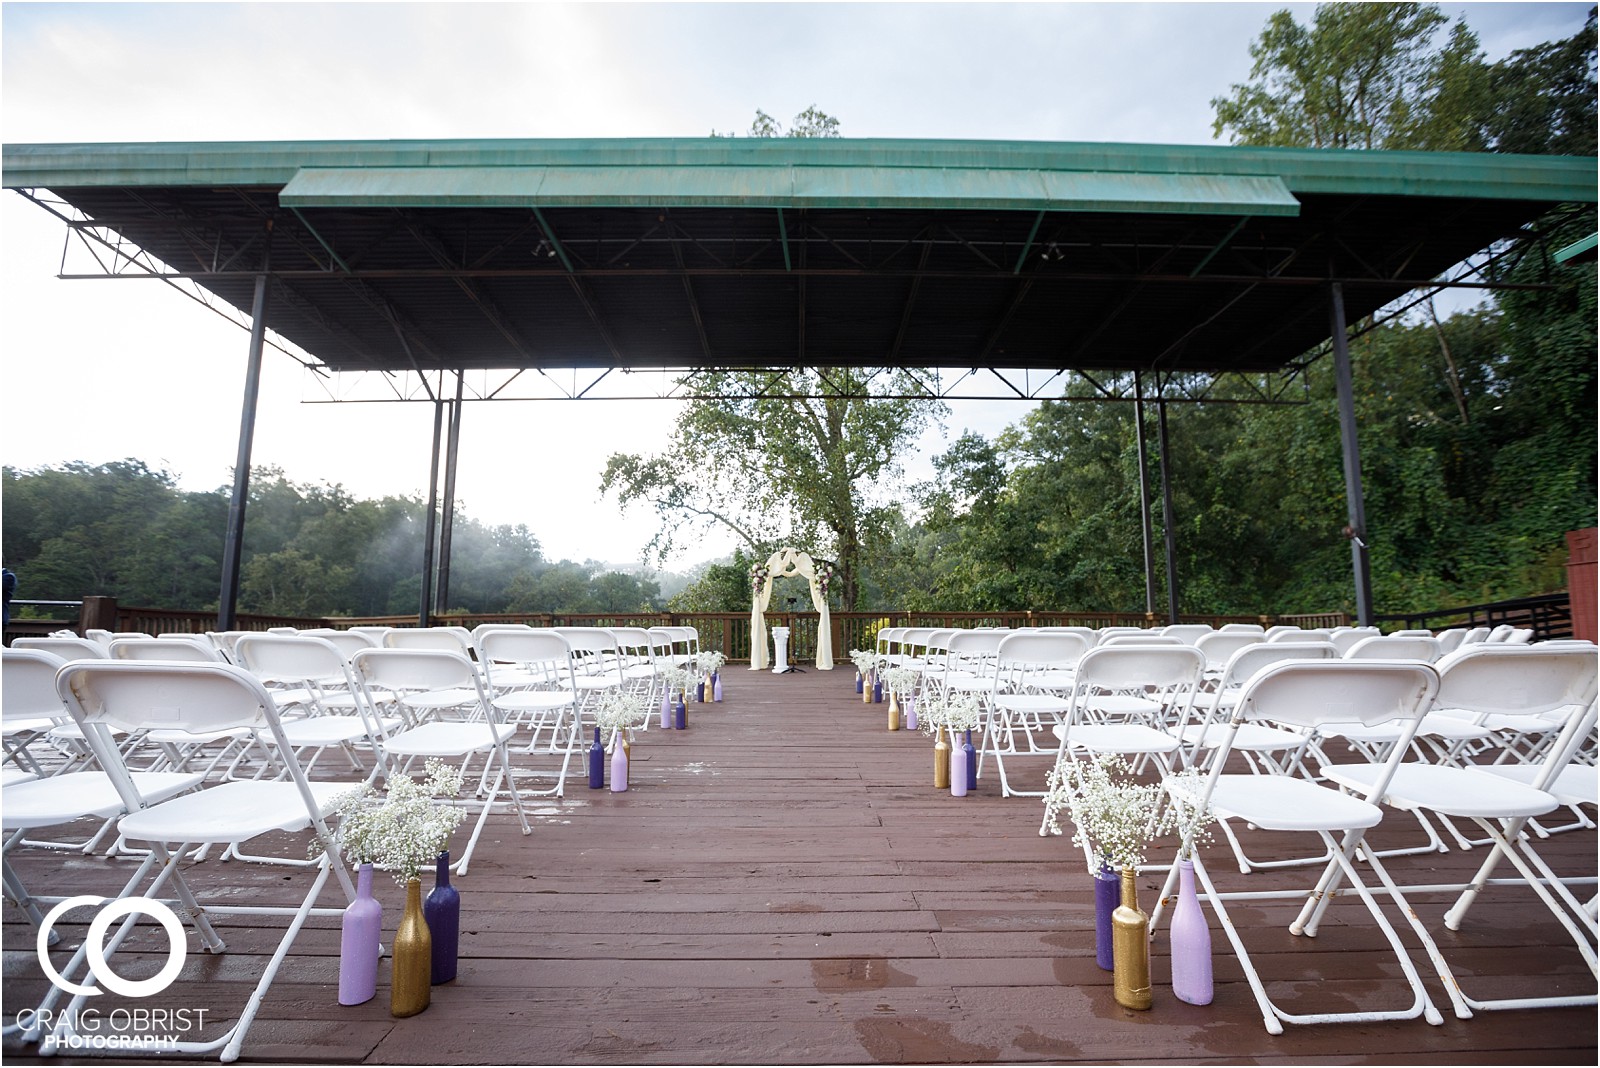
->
xmin=36 ymin=896 xmax=187 ymax=998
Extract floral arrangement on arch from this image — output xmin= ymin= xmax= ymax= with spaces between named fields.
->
xmin=315 ymin=759 xmax=466 ymax=885
xmin=816 ymin=561 xmax=835 ymax=597
xmin=749 ymin=563 xmax=771 ymax=596
xmin=916 ymin=691 xmax=983 ymax=736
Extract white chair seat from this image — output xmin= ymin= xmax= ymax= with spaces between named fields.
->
xmin=1469 ymin=762 xmax=1598 ymax=807
xmin=1321 ymin=762 xmax=1559 ymax=820
xmin=1178 ymin=722 xmax=1305 ymax=752
xmin=1085 ymin=694 xmax=1162 ymax=717
xmin=117 ymin=779 xmax=351 ymax=844
xmin=1417 ymin=713 xmax=1494 ymax=741
xmin=397 ymin=687 xmax=483 ymax=709
xmin=1179 ymin=773 xmax=1384 ymax=832
xmin=494 ymin=691 xmax=575 ymax=713
xmin=994 ymin=693 xmax=1071 ymax=715
xmin=561 ymin=677 xmax=621 ymax=691
xmin=276 ymin=716 xmax=373 ymax=747
xmin=382 ymin=721 xmax=517 ymax=757
xmin=1053 ymin=722 xmax=1179 ymax=755
xmin=2 ymin=768 xmax=38 ymax=786
xmin=3 ymin=716 xmax=60 ymax=736
xmin=2 ymin=771 xmax=203 ymax=830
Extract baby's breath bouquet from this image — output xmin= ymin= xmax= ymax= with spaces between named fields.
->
xmin=916 ymin=691 xmax=983 ymax=736
xmin=696 ymin=649 xmax=726 ymax=676
xmin=849 ymin=649 xmax=881 ymax=676
xmin=661 ymin=665 xmax=693 ymax=698
xmin=594 ymin=690 xmax=652 ymax=740
xmin=881 ymin=666 xmax=919 ymax=698
xmin=1161 ymin=767 xmax=1217 ymax=860
xmin=1042 ymin=754 xmax=1170 ymax=872
xmin=318 ymin=759 xmax=467 ymax=885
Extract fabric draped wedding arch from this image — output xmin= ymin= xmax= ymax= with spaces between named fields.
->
xmin=749 ymin=547 xmax=834 ymax=671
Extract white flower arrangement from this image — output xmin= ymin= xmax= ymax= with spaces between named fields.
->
xmin=816 ymin=562 xmax=835 ymax=596
xmin=696 ymin=649 xmax=726 ymax=676
xmin=849 ymin=649 xmax=881 ymax=676
xmin=916 ymin=691 xmax=983 ymax=736
xmin=660 ymin=665 xmax=693 ymax=697
xmin=1162 ymin=767 xmax=1217 ymax=861
xmin=881 ymin=666 xmax=919 ymax=697
xmin=594 ymin=690 xmax=653 ymax=736
xmin=1041 ymin=754 xmax=1170 ymax=872
xmin=316 ymin=759 xmax=467 ymax=885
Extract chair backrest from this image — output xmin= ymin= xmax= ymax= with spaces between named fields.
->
xmin=383 ymin=626 xmax=474 ymax=656
xmin=1215 ymin=640 xmax=1340 ymax=694
xmin=1235 ymin=660 xmax=1440 ymax=731
xmin=478 ymin=628 xmax=581 ymax=691
xmin=302 ymin=628 xmax=380 ymax=660
xmin=1161 ymin=624 xmax=1213 ymax=644
xmin=996 ymin=630 xmax=1091 ymax=670
xmin=1345 ymin=635 xmax=1441 ymax=662
xmin=1102 ymin=634 xmax=1184 ymax=646
xmin=1268 ymin=628 xmax=1331 ymax=643
xmin=1218 ymin=623 xmax=1265 ymax=633
xmin=1459 ymin=626 xmax=1493 ymax=645
xmin=1093 ymin=626 xmax=1150 ymax=644
xmin=1432 ymin=629 xmax=1466 ymax=656
xmin=1390 ymin=629 xmax=1436 ymax=638
xmin=1433 ymin=645 xmax=1598 ymax=719
xmin=13 ymin=635 xmax=109 ymax=662
xmin=59 ymin=659 xmax=278 ymax=737
xmin=1074 ymin=644 xmax=1206 ymax=692
xmin=1193 ymin=630 xmax=1264 ymax=670
xmin=109 ymin=636 xmax=226 ymax=663
xmin=234 ymin=633 xmax=351 ymax=686
xmin=3 ymin=647 xmax=71 ymax=722
xmin=350 ymin=648 xmax=493 ymax=714
xmin=553 ymin=627 xmax=620 ymax=655
xmin=346 ymin=626 xmax=394 ymax=645
xmin=1329 ymin=627 xmax=1381 ymax=655
xmin=1263 ymin=625 xmax=1301 ymax=639
xmin=898 ymin=628 xmax=938 ymax=657
xmin=1485 ymin=624 xmax=1518 ymax=643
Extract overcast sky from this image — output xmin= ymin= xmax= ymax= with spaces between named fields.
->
xmin=2 ymin=1 xmax=1592 ymax=568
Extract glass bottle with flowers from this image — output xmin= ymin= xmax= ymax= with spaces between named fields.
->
xmin=849 ymin=649 xmax=880 ymax=704
xmin=1041 ymin=754 xmax=1170 ymax=1007
xmin=880 ymin=666 xmax=918 ymax=731
xmin=595 ymin=691 xmax=653 ymax=793
xmin=1155 ymin=768 xmax=1217 ymax=1006
xmin=320 ymin=760 xmax=466 ymax=1016
xmin=697 ymin=650 xmax=726 ymax=703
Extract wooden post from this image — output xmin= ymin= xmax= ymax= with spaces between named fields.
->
xmin=79 ymin=596 xmax=118 ymax=636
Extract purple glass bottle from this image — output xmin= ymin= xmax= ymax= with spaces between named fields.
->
xmin=963 ymin=729 xmax=977 ymax=793
xmin=588 ymin=727 xmax=605 ymax=788
xmin=424 ymin=851 xmax=460 ymax=985
xmin=1094 ymin=866 xmax=1119 ymax=971
xmin=712 ymin=672 xmax=723 ymax=702
xmin=855 ymin=670 xmax=864 ymax=694
xmin=674 ymin=693 xmax=687 ymax=730
xmin=1168 ymin=858 xmax=1213 ymax=1004
xmin=338 ymin=863 xmax=381 ymax=1005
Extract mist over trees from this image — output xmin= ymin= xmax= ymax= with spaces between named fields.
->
xmin=1 ymin=462 xmax=669 ymax=617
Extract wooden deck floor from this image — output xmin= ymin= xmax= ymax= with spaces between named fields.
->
xmin=3 ymin=665 xmax=1596 ymax=1065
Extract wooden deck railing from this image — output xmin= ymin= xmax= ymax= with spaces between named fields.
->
xmin=8 ymin=601 xmax=1360 ymax=660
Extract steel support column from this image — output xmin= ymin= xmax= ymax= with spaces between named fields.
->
xmin=1156 ymin=398 xmax=1180 ymax=624
xmin=419 ymin=391 xmax=444 ymax=626
xmin=217 ymin=247 xmax=271 ymax=631
xmin=1330 ymin=282 xmax=1376 ymax=625
xmin=1133 ymin=372 xmax=1157 ymax=618
xmin=434 ymin=374 xmax=464 ymax=616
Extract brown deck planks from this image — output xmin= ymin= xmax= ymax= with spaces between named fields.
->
xmin=3 ymin=663 xmax=1596 ymax=1065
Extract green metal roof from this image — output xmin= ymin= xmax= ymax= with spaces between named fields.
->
xmin=6 ymin=137 xmax=1595 ymax=205
xmin=2 ymin=137 xmax=1594 ymax=378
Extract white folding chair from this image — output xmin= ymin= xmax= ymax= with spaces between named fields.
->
xmin=28 ymin=660 xmax=357 ymax=1062
xmin=983 ymin=631 xmax=1091 ymax=798
xmin=2 ymin=648 xmax=71 ymax=776
xmin=1037 ymin=645 xmax=1206 ymax=837
xmin=111 ymin=636 xmax=228 ymax=663
xmin=1319 ymin=645 xmax=1599 ymax=1019
xmin=477 ymin=628 xmax=584 ymax=781
xmin=350 ymin=647 xmax=532 ymax=874
xmin=13 ymin=635 xmax=110 ymax=662
xmin=1152 ymin=659 xmax=1445 ymax=1034
xmin=232 ymin=634 xmax=392 ymax=781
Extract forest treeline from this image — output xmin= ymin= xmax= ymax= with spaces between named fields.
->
xmin=0 ymin=465 xmax=670 ymax=618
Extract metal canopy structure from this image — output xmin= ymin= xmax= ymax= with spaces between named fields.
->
xmin=4 ymin=137 xmax=1595 ymax=627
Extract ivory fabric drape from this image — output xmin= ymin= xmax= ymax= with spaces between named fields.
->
xmin=748 ymin=547 xmax=834 ymax=670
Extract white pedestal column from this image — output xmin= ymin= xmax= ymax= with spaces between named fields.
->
xmin=771 ymin=626 xmax=791 ymax=674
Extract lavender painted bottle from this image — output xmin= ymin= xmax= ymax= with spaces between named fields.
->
xmin=337 ymin=863 xmax=381 ymax=1005
xmin=1168 ymin=858 xmax=1213 ymax=1004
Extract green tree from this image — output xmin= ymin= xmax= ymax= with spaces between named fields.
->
xmin=1477 ymin=7 xmax=1597 ymax=155
xmin=601 ymin=368 xmax=945 ymax=610
xmin=1213 ymin=3 xmax=1488 ymax=150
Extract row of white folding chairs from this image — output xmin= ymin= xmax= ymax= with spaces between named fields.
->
xmin=1039 ymin=644 xmax=1597 ymax=1032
